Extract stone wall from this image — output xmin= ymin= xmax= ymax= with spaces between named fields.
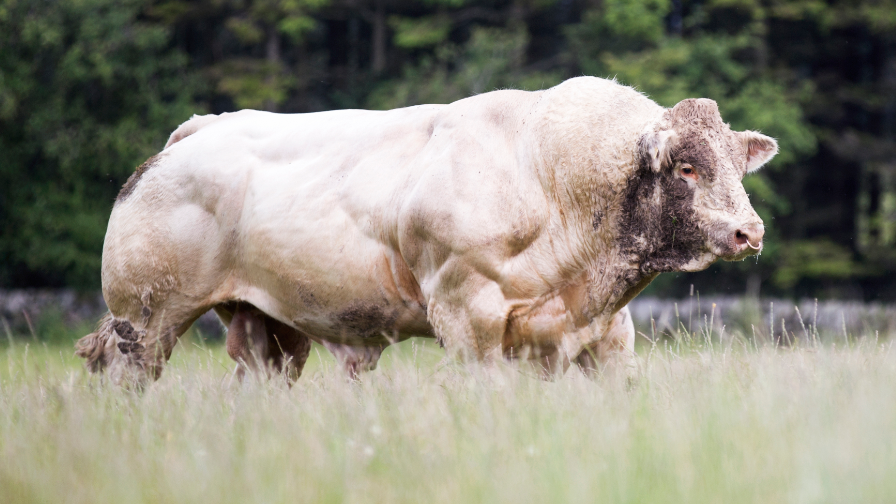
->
xmin=2 ymin=290 xmax=894 ymax=343
xmin=629 ymin=296 xmax=896 ymax=342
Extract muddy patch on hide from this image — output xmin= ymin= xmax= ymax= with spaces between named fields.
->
xmin=592 ymin=209 xmax=603 ymax=230
xmin=334 ymin=303 xmax=398 ymax=338
xmin=294 ymin=284 xmax=322 ymax=308
xmin=611 ymin=269 xmax=643 ymax=298
xmin=112 ymin=319 xmax=147 ymax=355
xmin=487 ymin=106 xmax=509 ymax=127
xmin=112 ymin=319 xmax=139 ymax=341
xmin=117 ymin=341 xmax=144 ymax=354
xmin=116 ymin=154 xmax=162 ymax=203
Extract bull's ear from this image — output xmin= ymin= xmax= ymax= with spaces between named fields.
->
xmin=638 ymin=129 xmax=675 ymax=172
xmin=741 ymin=131 xmax=778 ymax=173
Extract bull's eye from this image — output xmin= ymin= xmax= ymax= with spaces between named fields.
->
xmin=679 ymin=164 xmax=699 ymax=181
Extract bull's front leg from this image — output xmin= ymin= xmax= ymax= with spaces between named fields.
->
xmin=76 ymin=296 xmax=208 ymax=389
xmin=574 ymin=306 xmax=637 ymax=381
xmin=427 ymin=274 xmax=508 ymax=370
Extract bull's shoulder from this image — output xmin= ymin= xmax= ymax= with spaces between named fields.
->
xmin=534 ymin=77 xmax=665 ymax=133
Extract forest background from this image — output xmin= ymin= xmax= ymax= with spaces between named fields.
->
xmin=1 ymin=0 xmax=894 ymax=301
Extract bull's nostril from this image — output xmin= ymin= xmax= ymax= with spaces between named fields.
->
xmin=734 ymin=225 xmax=763 ymax=251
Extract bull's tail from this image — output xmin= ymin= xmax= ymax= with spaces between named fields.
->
xmin=164 ymin=113 xmax=225 ymax=149
xmin=75 ymin=313 xmax=115 ymax=373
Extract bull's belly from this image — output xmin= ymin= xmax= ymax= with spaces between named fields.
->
xmin=229 ymin=241 xmax=432 ymax=346
xmin=241 ymin=287 xmax=431 ymax=347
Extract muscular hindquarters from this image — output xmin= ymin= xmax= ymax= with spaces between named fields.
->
xmin=93 ymin=158 xmax=238 ymax=383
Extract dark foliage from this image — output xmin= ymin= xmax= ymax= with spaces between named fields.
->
xmin=1 ymin=0 xmax=894 ymax=299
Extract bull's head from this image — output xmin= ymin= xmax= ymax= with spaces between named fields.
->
xmin=620 ymin=98 xmax=778 ymax=273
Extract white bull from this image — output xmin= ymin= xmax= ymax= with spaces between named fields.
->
xmin=76 ymin=76 xmax=777 ymax=386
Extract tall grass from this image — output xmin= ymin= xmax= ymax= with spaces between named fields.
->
xmin=1 ymin=321 xmax=895 ymax=503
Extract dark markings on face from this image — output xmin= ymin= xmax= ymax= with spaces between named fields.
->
xmin=617 ymin=156 xmax=705 ymax=275
xmin=334 ymin=303 xmax=398 ymax=338
xmin=665 ymin=98 xmax=749 ymax=184
xmin=116 ymin=154 xmax=162 ymax=203
xmin=614 ymin=98 xmax=749 ymax=280
xmin=671 ymin=134 xmax=718 ymax=182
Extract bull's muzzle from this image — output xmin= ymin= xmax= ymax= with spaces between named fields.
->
xmin=732 ymin=222 xmax=764 ymax=256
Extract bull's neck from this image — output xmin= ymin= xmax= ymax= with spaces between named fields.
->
xmin=522 ymin=86 xmax=667 ymax=319
xmin=530 ymin=170 xmax=658 ymax=322
xmin=585 ymin=198 xmax=661 ymax=321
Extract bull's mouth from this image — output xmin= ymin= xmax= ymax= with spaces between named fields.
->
xmin=720 ymin=235 xmax=763 ymax=261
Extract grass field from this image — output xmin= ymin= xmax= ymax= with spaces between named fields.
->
xmin=2 ymin=320 xmax=895 ymax=503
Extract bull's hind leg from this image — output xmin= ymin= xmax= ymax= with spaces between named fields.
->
xmin=266 ymin=317 xmax=312 ymax=383
xmin=76 ymin=296 xmax=208 ymax=388
xmin=224 ymin=304 xmax=270 ymax=380
xmin=217 ymin=303 xmax=312 ymax=383
xmin=575 ymin=306 xmax=637 ymax=381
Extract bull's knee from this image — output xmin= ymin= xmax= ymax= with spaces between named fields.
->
xmin=576 ymin=306 xmax=636 ymax=380
xmin=428 ymin=283 xmax=506 ymax=363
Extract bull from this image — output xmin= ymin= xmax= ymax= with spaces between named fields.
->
xmin=76 ymin=77 xmax=776 ymax=386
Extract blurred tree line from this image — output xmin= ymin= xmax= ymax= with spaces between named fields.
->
xmin=0 ymin=0 xmax=894 ymax=299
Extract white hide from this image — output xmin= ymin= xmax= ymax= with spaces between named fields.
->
xmin=93 ymin=76 xmax=770 ymax=384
